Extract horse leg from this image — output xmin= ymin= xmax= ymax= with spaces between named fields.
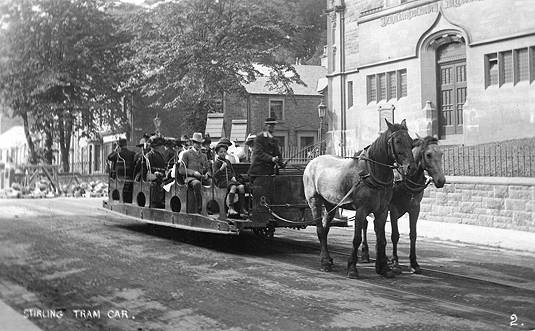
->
xmin=310 ymin=195 xmax=332 ymax=271
xmin=374 ymin=209 xmax=395 ymax=278
xmin=360 ymin=216 xmax=370 ymax=263
xmin=409 ymin=205 xmax=422 ymax=274
xmin=390 ymin=207 xmax=402 ymax=275
xmin=321 ymin=201 xmax=337 ymax=269
xmin=347 ymin=208 xmax=367 ymax=278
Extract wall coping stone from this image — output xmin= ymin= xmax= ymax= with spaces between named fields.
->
xmin=445 ymin=176 xmax=535 ymax=187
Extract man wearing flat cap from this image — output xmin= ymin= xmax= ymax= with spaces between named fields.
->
xmin=107 ymin=138 xmax=135 ymax=180
xmin=248 ymin=117 xmax=284 ymax=183
xmin=177 ymin=132 xmax=211 ymax=213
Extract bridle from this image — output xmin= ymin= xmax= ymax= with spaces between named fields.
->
xmin=399 ymin=141 xmax=438 ymax=193
xmin=387 ymin=129 xmax=410 ymax=171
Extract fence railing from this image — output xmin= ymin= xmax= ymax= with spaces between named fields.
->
xmin=281 ymin=143 xmax=322 ymax=164
xmin=439 ymin=138 xmax=535 ymax=177
xmin=285 ymin=138 xmax=535 ymax=178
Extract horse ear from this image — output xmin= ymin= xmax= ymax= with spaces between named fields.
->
xmin=401 ymin=119 xmax=407 ymax=129
xmin=415 ymin=132 xmax=421 ymax=139
xmin=385 ymin=118 xmax=393 ymax=130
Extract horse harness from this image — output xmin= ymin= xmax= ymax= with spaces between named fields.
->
xmin=395 ymin=141 xmax=435 ymax=201
xmin=356 ymin=130 xmax=408 ymax=190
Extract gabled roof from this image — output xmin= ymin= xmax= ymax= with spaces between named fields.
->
xmin=244 ymin=65 xmax=327 ymax=96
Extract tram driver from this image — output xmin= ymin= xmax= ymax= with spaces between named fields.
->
xmin=248 ymin=117 xmax=285 ymax=184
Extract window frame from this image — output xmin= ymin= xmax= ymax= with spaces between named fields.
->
xmin=485 ymin=46 xmax=535 ymax=88
xmin=268 ymin=98 xmax=285 ymax=121
xmin=297 ymin=132 xmax=316 ymax=150
xmin=347 ymin=81 xmax=354 ymax=108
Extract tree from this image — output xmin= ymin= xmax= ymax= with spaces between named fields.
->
xmin=0 ymin=0 xmax=131 ymax=171
xmin=0 ymin=0 xmax=45 ymax=163
xmin=128 ymin=0 xmax=305 ymax=133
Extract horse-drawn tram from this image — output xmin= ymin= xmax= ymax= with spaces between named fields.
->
xmin=103 ymin=163 xmax=347 ymax=237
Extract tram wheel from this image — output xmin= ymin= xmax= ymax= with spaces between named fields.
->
xmin=253 ymin=225 xmax=275 ymax=240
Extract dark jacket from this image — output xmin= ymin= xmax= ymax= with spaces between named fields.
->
xmin=107 ymin=147 xmax=136 ymax=179
xmin=134 ymin=149 xmax=166 ymax=181
xmin=248 ymin=132 xmax=283 ymax=177
xmin=213 ymin=157 xmax=239 ymax=189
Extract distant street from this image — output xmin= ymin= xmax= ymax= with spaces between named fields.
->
xmin=0 ymin=198 xmax=534 ymax=330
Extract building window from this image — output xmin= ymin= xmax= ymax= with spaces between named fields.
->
xmin=367 ymin=69 xmax=407 ymax=104
xmin=269 ymin=99 xmax=284 ymax=121
xmin=514 ymin=48 xmax=529 ymax=83
xmin=486 ymin=53 xmax=498 ymax=87
xmin=377 ymin=73 xmax=386 ymax=101
xmin=387 ymin=71 xmax=397 ymax=100
xmin=531 ymin=47 xmax=535 ymax=83
xmin=367 ymin=75 xmax=377 ymax=104
xmin=347 ymin=81 xmax=353 ymax=108
xmin=486 ymin=47 xmax=535 ymax=88
xmin=501 ymin=50 xmax=513 ymax=85
xmin=299 ymin=135 xmax=315 ymax=149
xmin=398 ymin=69 xmax=407 ymax=97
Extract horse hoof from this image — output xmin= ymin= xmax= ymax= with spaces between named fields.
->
xmin=347 ymin=270 xmax=359 ymax=279
xmin=382 ymin=270 xmax=396 ymax=278
xmin=361 ymin=253 xmax=370 ymax=263
xmin=392 ymin=266 xmax=402 ymax=275
xmin=411 ymin=266 xmax=422 ymax=274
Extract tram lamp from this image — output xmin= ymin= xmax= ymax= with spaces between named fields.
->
xmin=153 ymin=113 xmax=162 ymax=135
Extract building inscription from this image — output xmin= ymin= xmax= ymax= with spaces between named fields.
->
xmin=380 ymin=0 xmax=484 ymax=27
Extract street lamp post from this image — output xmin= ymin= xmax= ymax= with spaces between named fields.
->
xmin=317 ymin=99 xmax=327 ymax=155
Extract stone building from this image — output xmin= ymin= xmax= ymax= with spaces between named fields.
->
xmin=208 ymin=65 xmax=327 ymax=151
xmin=325 ymin=0 xmax=535 ymax=155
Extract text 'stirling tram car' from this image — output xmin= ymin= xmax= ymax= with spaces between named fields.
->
xmin=103 ymin=160 xmax=347 ymax=238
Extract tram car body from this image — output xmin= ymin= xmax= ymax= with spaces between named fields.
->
xmin=103 ymin=163 xmax=347 ymax=236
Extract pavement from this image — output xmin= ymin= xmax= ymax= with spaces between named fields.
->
xmin=341 ymin=210 xmax=535 ymax=255
xmin=0 ymin=300 xmax=42 ymax=331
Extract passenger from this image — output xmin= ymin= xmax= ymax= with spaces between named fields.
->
xmin=133 ymin=135 xmax=150 ymax=181
xmin=245 ymin=134 xmax=256 ymax=162
xmin=161 ymin=138 xmax=179 ymax=169
xmin=178 ymin=132 xmax=211 ymax=214
xmin=202 ymin=133 xmax=214 ymax=161
xmin=178 ymin=134 xmax=190 ymax=162
xmin=145 ymin=135 xmax=167 ymax=178
xmin=213 ymin=141 xmax=246 ymax=217
xmin=248 ymin=117 xmax=285 ymax=184
xmin=107 ymin=138 xmax=135 ymax=179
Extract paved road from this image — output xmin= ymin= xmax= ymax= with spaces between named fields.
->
xmin=0 ymin=198 xmax=534 ymax=331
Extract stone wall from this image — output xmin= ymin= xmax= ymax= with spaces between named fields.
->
xmin=420 ymin=176 xmax=535 ymax=232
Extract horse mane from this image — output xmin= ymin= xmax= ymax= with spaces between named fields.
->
xmin=368 ymin=123 xmax=407 ymax=163
xmin=413 ymin=136 xmax=439 ymax=148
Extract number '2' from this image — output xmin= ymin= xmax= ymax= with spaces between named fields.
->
xmin=510 ymin=313 xmax=518 ymax=327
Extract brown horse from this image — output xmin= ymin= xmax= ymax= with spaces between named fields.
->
xmin=360 ymin=136 xmax=446 ymax=274
xmin=303 ymin=119 xmax=416 ymax=278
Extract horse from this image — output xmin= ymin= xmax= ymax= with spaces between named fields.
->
xmin=360 ymin=135 xmax=446 ymax=274
xmin=303 ymin=119 xmax=416 ymax=278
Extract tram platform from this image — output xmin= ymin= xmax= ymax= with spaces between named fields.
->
xmin=341 ymin=211 xmax=535 ymax=255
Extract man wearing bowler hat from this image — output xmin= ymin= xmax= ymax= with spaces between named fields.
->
xmin=248 ymin=117 xmax=284 ymax=184
xmin=178 ymin=132 xmax=211 ymax=213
